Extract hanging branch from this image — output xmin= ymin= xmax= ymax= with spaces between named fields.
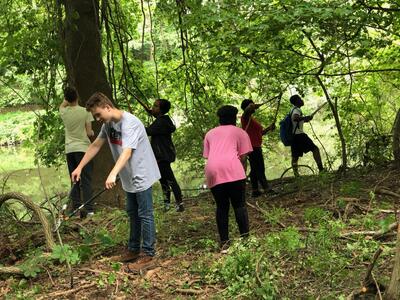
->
xmin=102 ymin=0 xmax=118 ymax=102
xmin=147 ymin=0 xmax=160 ymax=98
xmin=105 ymin=0 xmax=149 ymax=108
xmin=140 ymin=0 xmax=146 ymax=63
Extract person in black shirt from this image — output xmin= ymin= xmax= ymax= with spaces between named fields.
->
xmin=146 ymin=99 xmax=184 ymax=212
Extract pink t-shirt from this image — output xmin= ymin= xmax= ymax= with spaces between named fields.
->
xmin=203 ymin=125 xmax=253 ymax=188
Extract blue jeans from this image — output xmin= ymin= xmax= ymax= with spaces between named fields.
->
xmin=126 ymin=187 xmax=156 ymax=256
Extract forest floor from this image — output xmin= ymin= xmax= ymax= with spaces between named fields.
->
xmin=1 ymin=163 xmax=400 ymax=299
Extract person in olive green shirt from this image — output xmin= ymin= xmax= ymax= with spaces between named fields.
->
xmin=60 ymin=87 xmax=95 ymax=216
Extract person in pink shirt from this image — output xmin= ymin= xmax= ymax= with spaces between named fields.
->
xmin=203 ymin=105 xmax=253 ymax=252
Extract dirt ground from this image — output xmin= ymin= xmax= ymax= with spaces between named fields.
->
xmin=1 ymin=163 xmax=400 ymax=299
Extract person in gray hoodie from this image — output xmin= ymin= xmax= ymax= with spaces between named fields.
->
xmin=146 ymin=99 xmax=184 ymax=212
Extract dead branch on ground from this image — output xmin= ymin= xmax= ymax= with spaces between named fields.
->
xmin=0 ymin=192 xmax=55 ymax=249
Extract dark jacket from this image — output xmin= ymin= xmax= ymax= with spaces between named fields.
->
xmin=146 ymin=115 xmax=176 ymax=163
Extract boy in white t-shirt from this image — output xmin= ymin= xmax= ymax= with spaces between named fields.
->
xmin=71 ymin=92 xmax=160 ymax=271
xmin=290 ymin=95 xmax=324 ymax=176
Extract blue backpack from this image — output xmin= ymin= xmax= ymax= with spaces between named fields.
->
xmin=279 ymin=108 xmax=298 ymax=146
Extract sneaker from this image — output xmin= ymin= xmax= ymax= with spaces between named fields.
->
xmin=111 ymin=250 xmax=141 ymax=263
xmin=176 ymin=203 xmax=184 ymax=212
xmin=124 ymin=255 xmax=155 ymax=272
xmin=251 ymin=190 xmax=262 ymax=198
xmin=164 ymin=202 xmax=171 ymax=212
xmin=220 ymin=241 xmax=230 ymax=254
xmin=87 ymin=212 xmax=95 ymax=217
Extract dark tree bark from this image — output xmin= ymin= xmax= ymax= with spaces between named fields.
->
xmin=60 ymin=0 xmax=124 ymax=205
xmin=385 ymin=223 xmax=400 ymax=300
xmin=393 ymin=108 xmax=400 ymax=167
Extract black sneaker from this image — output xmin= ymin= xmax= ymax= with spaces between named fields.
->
xmin=176 ymin=203 xmax=184 ymax=212
xmin=163 ymin=202 xmax=171 ymax=212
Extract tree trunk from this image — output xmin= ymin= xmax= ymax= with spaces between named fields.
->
xmin=385 ymin=223 xmax=400 ymax=299
xmin=61 ymin=0 xmax=124 ymax=206
xmin=392 ymin=108 xmax=400 ymax=167
xmin=316 ymin=75 xmax=347 ymax=170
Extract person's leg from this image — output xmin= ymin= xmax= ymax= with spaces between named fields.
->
xmin=136 ymin=187 xmax=156 ymax=257
xmin=126 ymin=192 xmax=141 ymax=253
xmin=291 ymin=135 xmax=303 ymax=177
xmin=252 ymin=147 xmax=270 ymax=192
xmin=291 ymin=156 xmax=300 ymax=177
xmin=228 ymin=180 xmax=249 ymax=238
xmin=211 ymin=183 xmax=230 ymax=245
xmin=247 ymin=151 xmax=260 ymax=195
xmin=158 ymin=162 xmax=172 ymax=210
xmin=77 ymin=152 xmax=94 ymax=213
xmin=159 ymin=161 xmax=184 ymax=211
xmin=301 ymin=134 xmax=324 ymax=172
xmin=312 ymin=147 xmax=324 ymax=171
xmin=66 ymin=152 xmax=81 ymax=210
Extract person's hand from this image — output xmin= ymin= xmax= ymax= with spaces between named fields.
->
xmin=304 ymin=115 xmax=313 ymax=122
xmin=145 ymin=106 xmax=152 ymax=115
xmin=268 ymin=123 xmax=276 ymax=131
xmin=105 ymin=173 xmax=117 ymax=189
xmin=71 ymin=167 xmax=82 ymax=183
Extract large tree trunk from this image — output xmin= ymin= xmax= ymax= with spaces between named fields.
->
xmin=61 ymin=0 xmax=124 ymax=206
xmin=385 ymin=223 xmax=400 ymax=299
xmin=393 ymin=108 xmax=400 ymax=167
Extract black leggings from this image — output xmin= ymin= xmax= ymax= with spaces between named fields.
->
xmin=210 ymin=180 xmax=249 ymax=244
xmin=158 ymin=161 xmax=182 ymax=204
xmin=66 ymin=152 xmax=93 ymax=211
xmin=248 ymin=147 xmax=269 ymax=191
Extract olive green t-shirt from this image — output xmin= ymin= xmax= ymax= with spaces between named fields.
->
xmin=60 ymin=106 xmax=93 ymax=154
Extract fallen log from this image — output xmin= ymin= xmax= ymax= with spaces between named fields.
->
xmin=0 ymin=266 xmax=23 ymax=275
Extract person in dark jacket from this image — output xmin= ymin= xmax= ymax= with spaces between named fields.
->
xmin=146 ymin=99 xmax=184 ymax=212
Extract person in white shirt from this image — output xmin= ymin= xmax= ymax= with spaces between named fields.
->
xmin=71 ymin=92 xmax=160 ymax=271
xmin=290 ymin=95 xmax=324 ymax=176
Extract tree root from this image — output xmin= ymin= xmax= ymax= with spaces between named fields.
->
xmin=36 ymin=282 xmax=97 ymax=299
xmin=0 ymin=192 xmax=55 ymax=249
xmin=340 ymin=222 xmax=398 ymax=239
xmin=0 ymin=266 xmax=23 ymax=275
xmin=375 ymin=188 xmax=400 ymax=199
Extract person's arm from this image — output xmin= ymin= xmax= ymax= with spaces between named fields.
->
xmin=146 ymin=117 xmax=176 ymax=136
xmin=71 ymin=137 xmax=106 ymax=182
xmin=239 ymin=154 xmax=247 ymax=169
xmin=105 ymin=148 xmax=132 ymax=189
xmin=293 ymin=113 xmax=313 ymax=123
xmin=85 ymin=122 xmax=94 ymax=138
xmin=59 ymin=100 xmax=69 ymax=109
xmin=262 ymin=123 xmax=276 ymax=135
xmin=242 ymin=103 xmax=262 ymax=120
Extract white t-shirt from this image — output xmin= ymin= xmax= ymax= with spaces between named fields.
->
xmin=98 ymin=111 xmax=161 ymax=193
xmin=291 ymin=107 xmax=304 ymax=135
